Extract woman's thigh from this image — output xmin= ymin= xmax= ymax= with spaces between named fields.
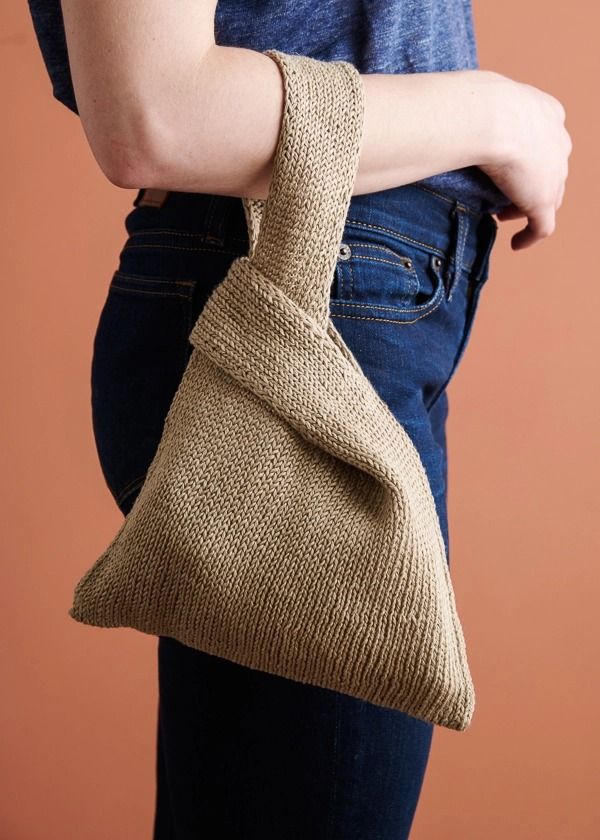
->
xmin=90 ymin=186 xmax=496 ymax=840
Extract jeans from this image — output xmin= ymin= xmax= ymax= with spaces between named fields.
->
xmin=90 ymin=182 xmax=498 ymax=839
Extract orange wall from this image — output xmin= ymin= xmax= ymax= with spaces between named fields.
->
xmin=3 ymin=2 xmax=598 ymax=838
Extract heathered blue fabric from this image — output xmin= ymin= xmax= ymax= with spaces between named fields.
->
xmin=26 ymin=0 xmax=510 ymax=212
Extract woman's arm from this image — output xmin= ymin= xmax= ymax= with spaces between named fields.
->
xmin=60 ymin=0 xmax=571 ymax=249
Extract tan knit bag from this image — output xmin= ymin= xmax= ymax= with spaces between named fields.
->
xmin=69 ymin=49 xmax=475 ymax=731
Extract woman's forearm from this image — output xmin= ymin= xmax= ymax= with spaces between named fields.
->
xmin=138 ymin=46 xmax=501 ymax=199
xmin=106 ymin=45 xmax=501 ymax=198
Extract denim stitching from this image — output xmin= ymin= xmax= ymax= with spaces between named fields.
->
xmin=343 ymin=254 xmax=420 ymax=271
xmin=346 ymin=243 xmax=401 ymax=253
xmin=330 ymin=278 xmax=444 ymax=313
xmin=345 ymin=218 xmax=443 ymax=253
xmin=338 ymin=253 xmax=428 ymax=302
xmin=343 ymin=218 xmax=474 ymax=273
xmin=123 ymin=228 xmax=249 ymax=244
xmin=343 ymin=252 xmax=423 ymax=297
xmin=412 ymin=183 xmax=484 ymax=219
xmin=337 ymin=266 xmax=346 ymax=297
xmin=126 ymin=229 xmax=210 ymax=238
xmin=330 ymin=292 xmax=445 ymax=325
xmin=110 ymin=284 xmax=194 ymax=301
xmin=342 ymin=241 xmax=420 ymax=262
xmin=113 ymin=271 xmax=194 ymax=287
xmin=122 ymin=244 xmax=244 ymax=256
xmin=447 ymin=208 xmax=469 ymax=302
xmin=349 ymin=258 xmax=356 ymax=299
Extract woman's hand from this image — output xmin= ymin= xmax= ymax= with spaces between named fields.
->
xmin=477 ymin=71 xmax=573 ymax=250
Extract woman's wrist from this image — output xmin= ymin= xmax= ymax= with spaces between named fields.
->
xmin=353 ymin=67 xmax=512 ymax=196
xmin=465 ymin=69 xmax=518 ymax=169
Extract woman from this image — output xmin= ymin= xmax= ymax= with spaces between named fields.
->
xmin=28 ymin=1 xmax=571 ymax=837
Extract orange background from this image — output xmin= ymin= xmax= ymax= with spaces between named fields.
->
xmin=3 ymin=2 xmax=599 ymax=838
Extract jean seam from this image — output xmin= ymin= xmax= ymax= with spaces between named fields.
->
xmin=124 ymin=228 xmax=249 ymax=246
xmin=109 ymin=284 xmax=194 ymax=302
xmin=122 ymin=243 xmax=244 ymax=256
xmin=349 ymin=259 xmax=356 ymax=299
xmin=113 ymin=270 xmax=195 ymax=287
xmin=447 ymin=207 xmax=470 ymax=302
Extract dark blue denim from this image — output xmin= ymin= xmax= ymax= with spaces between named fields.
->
xmin=89 ymin=182 xmax=497 ymax=839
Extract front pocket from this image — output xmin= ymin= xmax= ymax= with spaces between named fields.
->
xmin=329 ymin=225 xmax=448 ymax=324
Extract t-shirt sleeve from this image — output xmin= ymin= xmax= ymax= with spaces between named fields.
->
xmin=27 ymin=0 xmax=79 ymax=116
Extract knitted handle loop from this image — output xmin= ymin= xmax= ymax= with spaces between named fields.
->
xmin=241 ymin=50 xmax=365 ymax=328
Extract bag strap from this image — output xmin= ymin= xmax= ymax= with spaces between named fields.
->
xmin=241 ymin=50 xmax=365 ymax=328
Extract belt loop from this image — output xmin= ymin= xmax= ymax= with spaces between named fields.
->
xmin=473 ymin=212 xmax=499 ymax=285
xmin=446 ymin=202 xmax=469 ymax=301
xmin=203 ymin=195 xmax=232 ymax=245
xmin=134 ymin=188 xmax=170 ymax=208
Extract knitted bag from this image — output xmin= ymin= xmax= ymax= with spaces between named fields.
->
xmin=69 ymin=49 xmax=475 ymax=731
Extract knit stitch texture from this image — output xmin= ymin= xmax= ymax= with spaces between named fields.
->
xmin=69 ymin=49 xmax=475 ymax=731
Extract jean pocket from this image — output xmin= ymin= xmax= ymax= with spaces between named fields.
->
xmin=90 ymin=270 xmax=197 ymax=514
xmin=328 ymin=223 xmax=447 ymax=324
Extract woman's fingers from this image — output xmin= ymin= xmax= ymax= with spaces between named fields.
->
xmin=494 ymin=204 xmax=524 ymax=221
xmin=510 ymin=208 xmax=556 ymax=251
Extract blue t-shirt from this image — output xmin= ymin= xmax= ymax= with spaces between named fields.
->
xmin=27 ymin=0 xmax=510 ymax=213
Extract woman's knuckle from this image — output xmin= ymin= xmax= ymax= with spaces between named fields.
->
xmin=533 ymin=211 xmax=555 ymax=238
xmin=544 ymin=218 xmax=556 ymax=237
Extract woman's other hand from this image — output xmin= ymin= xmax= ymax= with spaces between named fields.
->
xmin=477 ymin=71 xmax=573 ymax=250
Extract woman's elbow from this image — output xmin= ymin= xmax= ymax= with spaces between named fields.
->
xmin=96 ymin=144 xmax=148 ymax=189
xmin=83 ymin=105 xmax=165 ymax=189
